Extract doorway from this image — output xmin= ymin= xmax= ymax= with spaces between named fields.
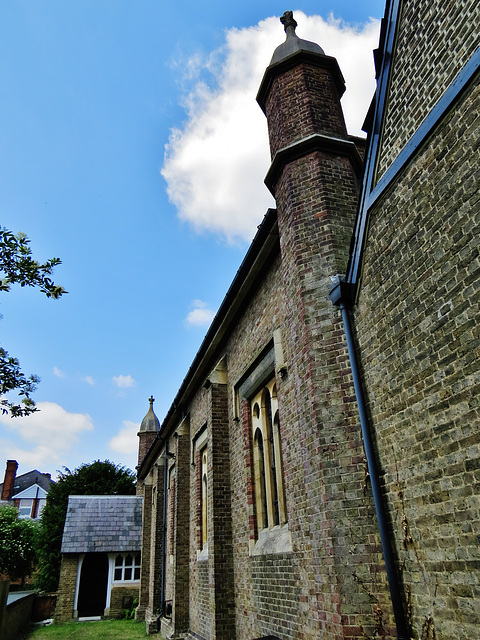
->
xmin=77 ymin=553 xmax=108 ymax=617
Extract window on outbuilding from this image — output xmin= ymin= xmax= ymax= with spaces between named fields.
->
xmin=113 ymin=552 xmax=141 ymax=582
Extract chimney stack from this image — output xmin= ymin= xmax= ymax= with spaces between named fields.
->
xmin=1 ymin=460 xmax=19 ymax=501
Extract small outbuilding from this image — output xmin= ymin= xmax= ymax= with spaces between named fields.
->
xmin=55 ymin=495 xmax=142 ymax=622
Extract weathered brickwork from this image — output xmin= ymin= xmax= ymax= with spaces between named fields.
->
xmin=376 ymin=0 xmax=480 ymax=179
xmin=136 ymin=482 xmax=151 ymax=623
xmin=55 ymin=555 xmax=78 ymax=622
xmin=355 ymin=77 xmax=480 ymax=639
xmin=109 ymin=585 xmax=139 ymax=619
xmin=136 ymin=6 xmax=479 ymax=640
xmin=264 ymin=62 xmax=347 ymax=157
xmin=173 ymin=427 xmax=191 ymax=634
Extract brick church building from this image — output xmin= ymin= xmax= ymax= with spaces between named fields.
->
xmin=135 ymin=2 xmax=479 ymax=639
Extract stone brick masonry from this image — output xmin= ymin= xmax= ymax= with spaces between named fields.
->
xmin=55 ymin=556 xmax=77 ymax=622
xmin=136 ymin=5 xmax=479 ymax=639
xmin=354 ymin=77 xmax=480 ymax=640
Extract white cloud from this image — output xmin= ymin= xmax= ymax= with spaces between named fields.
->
xmin=53 ymin=366 xmax=66 ymax=378
xmin=0 ymin=402 xmax=94 ymax=470
xmin=185 ymin=300 xmax=216 ymax=327
xmin=81 ymin=376 xmax=95 ymax=385
xmin=112 ymin=374 xmax=136 ymax=389
xmin=109 ymin=420 xmax=139 ymax=455
xmin=162 ymin=13 xmax=380 ymax=243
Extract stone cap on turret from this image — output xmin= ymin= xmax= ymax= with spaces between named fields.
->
xmin=257 ymin=11 xmax=345 ymax=113
xmin=270 ymin=11 xmax=325 ymax=65
xmin=138 ymin=395 xmax=160 ymax=433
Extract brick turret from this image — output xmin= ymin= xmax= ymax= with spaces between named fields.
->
xmin=256 ymin=12 xmax=376 ymax=637
xmin=137 ymin=396 xmax=160 ymax=468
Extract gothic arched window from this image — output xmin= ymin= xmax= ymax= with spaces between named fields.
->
xmin=251 ymin=380 xmax=287 ymax=533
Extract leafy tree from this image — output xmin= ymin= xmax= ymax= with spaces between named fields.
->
xmin=0 ymin=505 xmax=38 ymax=582
xmin=35 ymin=460 xmax=136 ymax=592
xmin=0 ymin=226 xmax=66 ymax=417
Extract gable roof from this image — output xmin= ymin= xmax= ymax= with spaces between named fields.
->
xmin=61 ymin=495 xmax=143 ymax=554
xmin=0 ymin=469 xmax=54 ymax=497
xmin=12 ymin=484 xmax=49 ymax=500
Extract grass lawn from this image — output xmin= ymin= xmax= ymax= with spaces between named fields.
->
xmin=25 ymin=619 xmax=154 ymax=639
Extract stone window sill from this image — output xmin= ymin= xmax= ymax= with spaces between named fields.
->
xmin=197 ymin=544 xmax=208 ymax=561
xmin=250 ymin=523 xmax=292 ymax=556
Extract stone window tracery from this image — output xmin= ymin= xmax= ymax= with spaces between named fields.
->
xmin=200 ymin=446 xmax=208 ymax=549
xmin=113 ymin=552 xmax=141 ymax=582
xmin=251 ymin=379 xmax=287 ymax=532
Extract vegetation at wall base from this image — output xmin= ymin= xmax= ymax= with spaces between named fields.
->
xmin=25 ymin=619 xmax=150 ymax=639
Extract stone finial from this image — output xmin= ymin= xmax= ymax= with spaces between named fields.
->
xmin=280 ymin=11 xmax=297 ymax=32
xmin=139 ymin=395 xmax=160 ymax=433
xmin=265 ymin=10 xmax=325 ymax=68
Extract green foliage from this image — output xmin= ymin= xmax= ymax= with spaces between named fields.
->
xmin=26 ymin=619 xmax=149 ymax=639
xmin=123 ymin=597 xmax=138 ymax=620
xmin=0 ymin=226 xmax=66 ymax=417
xmin=0 ymin=347 xmax=40 ymax=417
xmin=35 ymin=460 xmax=136 ymax=593
xmin=0 ymin=504 xmax=38 ymax=581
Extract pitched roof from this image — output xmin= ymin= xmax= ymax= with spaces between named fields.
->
xmin=0 ymin=469 xmax=54 ymax=497
xmin=61 ymin=495 xmax=143 ymax=554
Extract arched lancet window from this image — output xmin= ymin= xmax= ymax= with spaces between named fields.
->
xmin=254 ymin=427 xmax=268 ymax=530
xmin=265 ymin=389 xmax=280 ymax=526
xmin=251 ymin=379 xmax=287 ymax=534
xmin=201 ymin=447 xmax=208 ymax=549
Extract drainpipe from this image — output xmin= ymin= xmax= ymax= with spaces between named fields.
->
xmin=329 ymin=277 xmax=409 ymax=640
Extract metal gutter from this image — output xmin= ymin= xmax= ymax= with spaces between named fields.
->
xmin=347 ymin=9 xmax=480 ymax=291
xmin=138 ymin=208 xmax=280 ymax=480
xmin=346 ymin=0 xmax=402 ymax=290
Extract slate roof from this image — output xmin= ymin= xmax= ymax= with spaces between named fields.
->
xmin=0 ymin=469 xmax=54 ymax=497
xmin=61 ymin=495 xmax=143 ymax=554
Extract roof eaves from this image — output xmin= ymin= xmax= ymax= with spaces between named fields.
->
xmin=138 ymin=208 xmax=279 ymax=479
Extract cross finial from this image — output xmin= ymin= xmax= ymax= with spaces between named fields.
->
xmin=149 ymin=395 xmax=155 ymax=406
xmin=280 ymin=11 xmax=297 ymax=33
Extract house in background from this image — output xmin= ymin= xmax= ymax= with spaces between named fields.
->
xmin=0 ymin=459 xmax=53 ymax=519
xmin=55 ymin=495 xmax=142 ymax=622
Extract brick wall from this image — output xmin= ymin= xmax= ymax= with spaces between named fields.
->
xmin=264 ymin=62 xmax=347 ymax=157
xmin=138 ymin=9 xmax=480 ymax=639
xmin=144 ymin=462 xmax=167 ymax=633
xmin=136 ymin=481 xmax=152 ymax=624
xmin=138 ymin=432 xmax=157 ymax=469
xmin=0 ymin=593 xmax=34 ymax=640
xmin=161 ymin=40 xmax=388 ymax=640
xmin=187 ymin=390 xmax=210 ymax=639
xmin=376 ymin=0 xmax=480 ymax=180
xmin=109 ymin=585 xmax=139 ymax=619
xmin=354 ymin=75 xmax=480 ymax=640
xmin=173 ymin=425 xmax=191 ymax=634
xmin=209 ymin=381 xmax=235 ymax=639
xmin=55 ymin=555 xmax=78 ymax=622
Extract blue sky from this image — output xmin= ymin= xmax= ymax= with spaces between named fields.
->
xmin=0 ymin=1 xmax=385 ymax=478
